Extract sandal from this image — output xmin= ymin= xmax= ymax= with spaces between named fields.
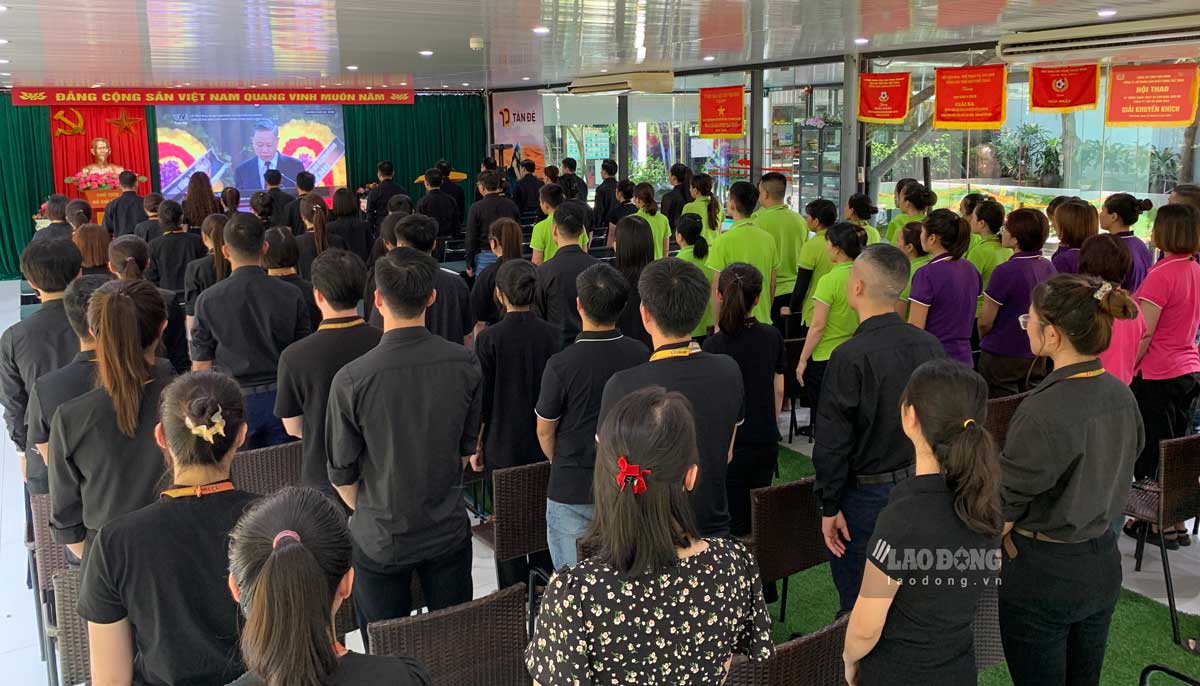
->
xmin=1173 ymin=529 xmax=1192 ymax=547
xmin=1123 ymin=520 xmax=1145 ymax=541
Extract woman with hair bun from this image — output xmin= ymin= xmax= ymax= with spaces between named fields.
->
xmin=885 ymin=180 xmax=935 ymax=244
xmin=79 ymin=372 xmax=257 ymax=686
xmin=845 ymin=192 xmax=882 ymax=244
xmin=998 ymin=273 xmax=1144 ymax=684
xmin=1099 ymin=193 xmax=1154 ymax=291
xmin=1050 ymin=200 xmax=1098 ymax=275
xmin=227 ymin=488 xmax=431 ymax=686
xmin=1078 ymin=234 xmax=1145 ymax=386
xmin=906 ymin=209 xmax=980 ymax=366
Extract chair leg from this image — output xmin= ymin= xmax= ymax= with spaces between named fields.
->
xmin=29 ymin=553 xmax=45 ymax=662
xmin=1158 ymin=525 xmax=1181 ymax=645
xmin=1135 ymin=521 xmax=1147 ymax=572
xmin=45 ymin=622 xmax=59 ymax=686
xmin=1192 ymin=517 xmax=1197 ymax=536
xmin=779 ymin=575 xmax=790 ymax=625
xmin=788 ymin=398 xmax=796 ymax=444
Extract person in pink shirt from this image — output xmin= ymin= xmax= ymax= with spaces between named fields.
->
xmin=1129 ymin=204 xmax=1200 ymax=549
xmin=1079 ymin=234 xmax=1145 ymax=386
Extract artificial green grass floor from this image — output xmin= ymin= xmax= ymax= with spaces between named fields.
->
xmin=771 ymin=444 xmax=1200 ymax=685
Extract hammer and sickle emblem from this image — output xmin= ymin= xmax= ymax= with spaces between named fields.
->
xmin=53 ymin=108 xmax=85 ymax=137
xmin=500 ymin=107 xmax=512 ymax=127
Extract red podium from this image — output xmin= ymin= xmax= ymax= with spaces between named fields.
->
xmin=82 ymin=189 xmax=121 ymax=224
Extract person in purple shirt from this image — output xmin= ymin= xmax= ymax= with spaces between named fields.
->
xmin=1050 ymin=200 xmax=1097 ymax=274
xmin=977 ymin=208 xmax=1058 ymax=397
xmin=1099 ymin=193 xmax=1154 ymax=291
xmin=908 ymin=209 xmax=980 ymax=366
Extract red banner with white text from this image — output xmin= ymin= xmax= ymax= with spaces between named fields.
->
xmin=933 ymin=65 xmax=1007 ymax=130
xmin=1030 ymin=64 xmax=1100 ymax=113
xmin=858 ymin=73 xmax=911 ymax=124
xmin=1105 ymin=64 xmax=1200 ymax=128
xmin=12 ymin=86 xmax=414 ymax=107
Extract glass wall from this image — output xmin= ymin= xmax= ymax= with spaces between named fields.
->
xmin=542 ymin=93 xmax=619 ymax=197
xmin=761 ymin=63 xmax=846 ymax=212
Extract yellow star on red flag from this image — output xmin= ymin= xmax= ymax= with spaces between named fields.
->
xmin=107 ymin=110 xmax=143 ymax=135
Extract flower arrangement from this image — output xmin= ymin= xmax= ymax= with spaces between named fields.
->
xmin=63 ymin=171 xmax=148 ymax=191
xmin=355 ymin=183 xmax=378 ymax=197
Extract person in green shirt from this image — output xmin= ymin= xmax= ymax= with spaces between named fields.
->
xmin=632 ymin=182 xmax=672 ymax=259
xmin=964 ymin=198 xmax=1012 ymax=315
xmin=795 ymin=222 xmax=867 ymax=411
xmin=845 ymin=193 xmax=883 ymax=245
xmin=753 ymin=172 xmax=809 ymax=332
xmin=787 ymin=198 xmax=839 ymax=328
xmin=896 ymin=220 xmax=931 ymax=315
xmin=707 ymin=181 xmax=779 ymax=326
xmin=531 ymin=184 xmax=588 ymax=264
xmin=884 ymin=179 xmax=936 ymax=244
xmin=682 ymin=173 xmax=725 ymax=245
xmin=675 ymin=214 xmax=715 ymax=339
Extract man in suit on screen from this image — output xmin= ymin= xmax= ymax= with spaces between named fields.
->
xmin=234 ymin=119 xmax=307 ymax=192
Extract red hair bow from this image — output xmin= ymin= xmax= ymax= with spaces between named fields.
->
xmin=616 ymin=456 xmax=651 ymax=495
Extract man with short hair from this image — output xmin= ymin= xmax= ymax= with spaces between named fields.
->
xmin=34 ymin=194 xmax=74 ymax=244
xmin=415 ymin=168 xmax=461 ymax=260
xmin=533 ymin=205 xmax=599 ymax=349
xmin=513 ymin=159 xmax=544 ymax=217
xmin=560 ymin=157 xmax=587 ymax=204
xmin=754 ymin=172 xmax=808 ymax=332
xmin=285 ymin=171 xmax=317 ymax=236
xmin=366 ymin=160 xmax=405 ymax=235
xmin=537 ymin=263 xmax=649 ymax=566
xmin=473 ymin=157 xmax=507 ymax=203
xmin=101 ymin=171 xmax=148 ymax=237
xmin=465 ymin=170 xmax=520 ymax=276
xmin=263 ymin=168 xmax=295 ymax=228
xmin=276 ymin=249 xmax=381 ymax=498
xmin=592 ymin=159 xmax=619 ymax=230
xmin=435 ymin=159 xmax=466 ymax=217
xmin=191 ymin=213 xmax=311 ymax=449
xmin=530 ymin=184 xmax=588 ymax=265
xmin=328 ymin=247 xmax=482 ymax=639
xmin=599 ymin=257 xmax=745 ymax=537
xmin=234 ymin=119 xmax=306 ymax=192
xmin=707 ymin=181 xmax=779 ymax=326
xmin=132 ymin=193 xmax=163 ymax=242
xmin=813 ymin=243 xmax=944 ymax=612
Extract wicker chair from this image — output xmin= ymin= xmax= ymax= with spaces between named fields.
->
xmin=973 ymin=586 xmax=1006 ymax=671
xmin=52 ymin=568 xmax=89 ymax=686
xmin=230 ymin=440 xmax=303 ymax=496
xmin=30 ymin=493 xmax=67 ymax=686
xmin=492 ymin=461 xmax=552 ymax=632
xmin=726 ymin=615 xmax=848 ymax=686
xmin=747 ymin=477 xmax=827 ymax=623
xmin=1123 ymin=433 xmax=1200 ymax=645
xmin=983 ymin=392 xmax=1029 ymax=446
xmin=368 ymin=583 xmax=530 ymax=686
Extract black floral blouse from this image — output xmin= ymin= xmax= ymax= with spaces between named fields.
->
xmin=526 ymin=537 xmax=774 ymax=685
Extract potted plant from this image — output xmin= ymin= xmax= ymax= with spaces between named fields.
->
xmin=1148 ymin=145 xmax=1180 ymax=194
xmin=1039 ymin=138 xmax=1062 ymax=188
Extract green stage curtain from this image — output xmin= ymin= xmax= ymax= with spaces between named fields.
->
xmin=344 ymin=94 xmax=486 ymax=206
xmin=0 ymin=94 xmax=54 ymax=279
xmin=145 ymin=106 xmax=161 ymax=194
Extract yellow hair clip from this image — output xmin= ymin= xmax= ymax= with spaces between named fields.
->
xmin=185 ymin=408 xmax=226 ymax=444
xmin=962 ymin=418 xmax=976 ymax=429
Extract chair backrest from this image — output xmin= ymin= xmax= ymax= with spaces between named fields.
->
xmin=29 ymin=493 xmax=66 ymax=592
xmin=230 ymin=440 xmax=303 ymax=496
xmin=368 ymin=583 xmax=530 ymax=686
xmin=492 ymin=461 xmax=551 ymax=562
xmin=983 ymin=392 xmax=1030 ymax=446
xmin=53 ymin=568 xmax=90 ymax=686
xmin=1159 ymin=433 xmax=1200 ymax=525
xmin=973 ymin=586 xmax=1006 ymax=672
xmin=749 ymin=477 xmax=827 ymax=583
xmin=726 ymin=615 xmax=848 ymax=686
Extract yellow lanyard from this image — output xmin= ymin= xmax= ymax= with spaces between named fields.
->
xmin=318 ymin=318 xmax=366 ymax=332
xmin=649 ymin=344 xmax=699 ymax=362
xmin=162 ymin=480 xmax=235 ymax=499
xmin=1065 ymin=369 xmax=1105 ymax=380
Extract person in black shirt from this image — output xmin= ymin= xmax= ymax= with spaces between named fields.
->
xmin=613 ymin=215 xmax=654 ymax=349
xmin=191 ymin=213 xmax=311 ymax=449
xmin=599 ymin=258 xmax=745 ymax=537
xmin=605 ymin=179 xmax=638 ymax=245
xmin=275 ymin=249 xmax=381 ymax=494
xmin=263 ymin=169 xmax=295 ymax=227
xmin=227 ymin=488 xmax=431 ymax=686
xmin=513 ymin=159 xmax=545 ymax=218
xmin=49 ymin=279 xmax=172 ymax=561
xmin=533 ymin=205 xmax=599 ymax=349
xmin=702 ymin=263 xmax=785 ymax=538
xmin=560 ymin=173 xmax=594 ymax=229
xmin=264 ymin=227 xmax=322 ymax=327
xmin=465 ymin=170 xmax=521 ymax=276
xmin=328 ymin=187 xmax=373 ymax=262
xmin=296 ymin=194 xmax=347 ymax=281
xmin=66 ymin=199 xmax=93 ymax=233
xmin=436 ymin=159 xmax=467 ymax=217
xmin=592 ymin=159 xmax=618 ymax=230
xmin=249 ymin=190 xmax=274 ymax=228
xmin=536 ymin=263 xmax=648 ymax=567
xmin=132 ymin=192 xmax=163 ymax=241
xmin=814 ymin=244 xmax=944 ymax=612
xmin=101 ymin=171 xmax=149 ymax=237
xmin=415 ymin=168 xmax=461 ymax=259
xmin=33 ymin=194 xmax=74 ymax=244
xmin=0 ymin=238 xmax=82 ymax=484
xmin=147 ymin=199 xmax=207 ymax=294
xmin=80 ymin=371 xmax=258 ymax=686
xmin=844 ymin=360 xmax=1002 ymax=686
xmin=285 ymin=171 xmax=317 ymax=236
xmin=183 ymin=213 xmax=230 ymax=329
xmin=469 ymin=217 xmax=523 ymax=330
xmin=560 ymin=157 xmax=588 ymax=204
xmin=328 ymin=248 xmax=482 ymax=641
xmin=108 ymin=235 xmax=190 ymax=374
xmin=365 ymin=160 xmax=405 ymax=235
xmin=998 ymin=274 xmax=1144 ymax=685
xmin=221 ymin=187 xmax=241 ymax=216
xmin=74 ymin=223 xmax=112 ymax=275
xmin=27 ymin=274 xmax=112 ymax=497
xmin=661 ymin=163 xmax=694 ymax=230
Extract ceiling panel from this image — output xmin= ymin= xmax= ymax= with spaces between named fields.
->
xmin=0 ymin=0 xmax=1194 ymax=91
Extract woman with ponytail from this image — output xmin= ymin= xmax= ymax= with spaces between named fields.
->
xmin=682 ymin=172 xmax=724 ymax=243
xmin=674 ymin=213 xmax=715 ymax=339
xmin=661 ymin=162 xmax=694 ymax=229
xmin=109 ymin=235 xmax=190 ymax=373
xmin=470 ymin=217 xmax=524 ymax=328
xmin=844 ymin=360 xmax=1001 ymax=686
xmin=528 ymin=387 xmax=773 ymax=684
xmin=222 ymin=186 xmax=242 ymax=216
xmin=80 ymin=372 xmax=257 ymax=686
xmin=297 ymin=194 xmax=347 ymax=281
xmin=845 ymin=192 xmax=882 ymax=244
xmin=48 ymin=279 xmax=173 ymax=563
xmin=66 ymin=198 xmax=93 ymax=232
xmin=703 ymin=264 xmax=785 ymax=538
xmin=184 ymin=213 xmax=231 ymax=332
xmin=883 ymin=179 xmax=931 ymax=244
xmin=1099 ymin=193 xmax=1154 ymax=291
xmin=614 ymin=214 xmax=656 ymax=349
xmin=907 ymin=208 xmax=980 ymax=365
xmin=227 ymin=488 xmax=430 ymax=686
xmin=633 ymin=182 xmax=672 ymax=258
xmin=897 ymin=221 xmax=930 ymax=309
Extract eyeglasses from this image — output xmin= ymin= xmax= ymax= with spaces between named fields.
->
xmin=1018 ymin=314 xmax=1049 ymax=331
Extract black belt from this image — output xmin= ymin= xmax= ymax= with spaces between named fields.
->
xmin=854 ymin=464 xmax=915 ymax=486
xmin=240 ymin=382 xmax=278 ymax=395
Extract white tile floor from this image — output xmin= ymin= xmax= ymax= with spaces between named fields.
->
xmin=0 ymin=278 xmax=1195 ymax=683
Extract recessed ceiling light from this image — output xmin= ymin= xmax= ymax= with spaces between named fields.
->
xmin=522 ymin=76 xmax=531 ymax=81
xmin=182 ymin=82 xmax=190 ymax=86
xmin=249 ymin=85 xmax=257 ymax=88
xmin=335 ymin=82 xmax=342 ymax=86
xmin=462 ymin=82 xmax=469 ymax=86
xmin=0 ymin=39 xmax=9 ymax=45
xmin=365 ymin=86 xmax=373 ymax=90
xmin=346 ymin=65 xmax=359 ymax=70
xmin=1097 ymin=8 xmax=1117 ymax=17
xmin=0 ymin=6 xmax=7 ymax=12
xmin=379 ymin=84 xmax=387 ymax=88
xmin=854 ymin=37 xmax=869 ymax=45
xmin=419 ymin=50 xmax=434 ymax=57
xmin=399 ymin=81 xmax=407 ymax=86
xmin=442 ymin=85 xmax=449 ymax=88
xmin=319 ymin=85 xmax=327 ymax=88
xmin=0 ymin=72 xmax=10 ymax=77
xmin=600 ymin=68 xmax=608 ymax=73
xmin=703 ymin=55 xmax=715 ymax=62
xmin=90 ymin=83 xmax=102 ymax=88
xmin=532 ymin=26 xmax=550 ymax=35
xmin=0 ymin=59 xmax=9 ymax=64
